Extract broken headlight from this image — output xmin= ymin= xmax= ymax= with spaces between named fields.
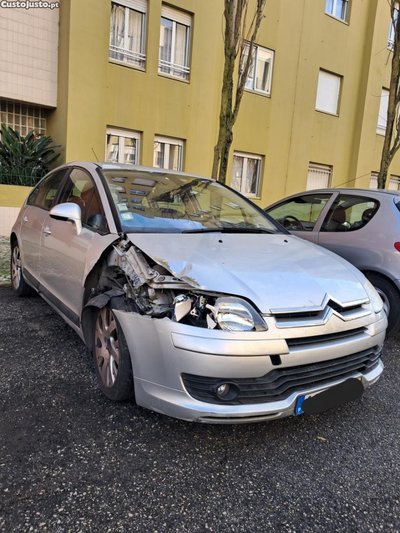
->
xmin=212 ymin=297 xmax=268 ymax=332
xmin=173 ymin=293 xmax=267 ymax=332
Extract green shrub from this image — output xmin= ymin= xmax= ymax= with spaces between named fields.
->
xmin=0 ymin=122 xmax=61 ymax=187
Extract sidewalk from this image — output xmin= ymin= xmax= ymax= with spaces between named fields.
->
xmin=0 ymin=237 xmax=10 ymax=286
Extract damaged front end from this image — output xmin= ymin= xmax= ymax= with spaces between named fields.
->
xmin=89 ymin=238 xmax=267 ymax=333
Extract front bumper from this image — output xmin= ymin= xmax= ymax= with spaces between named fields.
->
xmin=114 ymin=310 xmax=387 ymax=423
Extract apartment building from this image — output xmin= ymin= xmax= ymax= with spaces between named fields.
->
xmin=0 ymin=3 xmax=59 ymax=234
xmin=2 ymin=0 xmax=400 ymax=208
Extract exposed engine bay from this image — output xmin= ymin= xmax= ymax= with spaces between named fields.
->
xmin=106 ymin=238 xmax=220 ymax=329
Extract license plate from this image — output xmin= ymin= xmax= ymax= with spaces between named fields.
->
xmin=295 ymin=378 xmax=364 ymax=416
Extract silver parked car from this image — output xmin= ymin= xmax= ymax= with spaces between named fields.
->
xmin=11 ymin=164 xmax=386 ymax=423
xmin=265 ymin=188 xmax=400 ymax=334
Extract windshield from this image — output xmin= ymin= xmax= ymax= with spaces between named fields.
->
xmin=101 ymin=169 xmax=283 ymax=234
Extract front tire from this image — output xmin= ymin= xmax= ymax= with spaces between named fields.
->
xmin=366 ymin=273 xmax=400 ymax=335
xmin=10 ymin=241 xmax=34 ymax=297
xmin=93 ymin=302 xmax=134 ymax=401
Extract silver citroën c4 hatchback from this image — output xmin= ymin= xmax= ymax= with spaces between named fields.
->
xmin=10 ymin=163 xmax=387 ymax=423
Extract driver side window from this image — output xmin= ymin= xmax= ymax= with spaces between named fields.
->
xmin=267 ymin=194 xmax=332 ymax=231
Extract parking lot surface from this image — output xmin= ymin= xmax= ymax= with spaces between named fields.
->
xmin=0 ymin=286 xmax=399 ymax=532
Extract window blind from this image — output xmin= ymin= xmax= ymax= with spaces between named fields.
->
xmin=369 ymin=173 xmax=378 ymax=189
xmin=306 ymin=164 xmax=332 ymax=190
xmin=116 ymin=0 xmax=147 ymax=13
xmin=161 ymin=5 xmax=192 ymax=26
xmin=377 ymin=89 xmax=389 ymax=134
xmin=315 ymin=70 xmax=341 ymax=115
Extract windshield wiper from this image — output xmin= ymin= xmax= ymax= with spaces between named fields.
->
xmin=182 ymin=227 xmax=275 ymax=234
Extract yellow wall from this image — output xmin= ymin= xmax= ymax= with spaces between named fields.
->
xmin=0 ymin=185 xmax=32 ymax=207
xmin=46 ymin=0 xmax=400 ymax=208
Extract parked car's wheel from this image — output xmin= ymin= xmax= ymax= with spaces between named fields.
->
xmin=93 ymin=301 xmax=134 ymax=401
xmin=366 ymin=273 xmax=400 ymax=335
xmin=10 ymin=241 xmax=34 ymax=297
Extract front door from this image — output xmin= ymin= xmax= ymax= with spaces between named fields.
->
xmin=266 ymin=192 xmax=334 ymax=244
xmin=39 ymin=168 xmax=106 ymax=322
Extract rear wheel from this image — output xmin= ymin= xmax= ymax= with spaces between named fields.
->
xmin=10 ymin=241 xmax=34 ymax=297
xmin=366 ymin=273 xmax=400 ymax=335
xmin=93 ymin=302 xmax=134 ymax=401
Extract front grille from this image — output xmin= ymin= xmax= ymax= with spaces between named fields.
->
xmin=286 ymin=327 xmax=366 ymax=348
xmin=273 ymin=300 xmax=364 ymax=320
xmin=182 ymin=347 xmax=381 ymax=405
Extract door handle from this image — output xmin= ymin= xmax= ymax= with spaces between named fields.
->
xmin=43 ymin=226 xmax=52 ymax=236
xmin=22 ymin=216 xmax=28 ymax=224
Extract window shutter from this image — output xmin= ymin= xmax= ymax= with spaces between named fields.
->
xmin=306 ymin=164 xmax=332 ymax=190
xmin=161 ymin=5 xmax=192 ymax=26
xmin=389 ymin=175 xmax=400 ymax=191
xmin=370 ymin=173 xmax=378 ymax=189
xmin=116 ymin=0 xmax=147 ymax=12
xmin=315 ymin=70 xmax=341 ymax=115
xmin=377 ymin=89 xmax=389 ymax=134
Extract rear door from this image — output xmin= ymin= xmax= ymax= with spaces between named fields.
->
xmin=39 ymin=167 xmax=109 ymax=323
xmin=265 ymin=192 xmax=334 ymax=244
xmin=317 ymin=193 xmax=380 ymax=268
xmin=20 ymin=168 xmax=70 ymax=285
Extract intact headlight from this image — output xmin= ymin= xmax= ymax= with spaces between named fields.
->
xmin=364 ymin=279 xmax=384 ymax=314
xmin=214 ymin=297 xmax=268 ymax=332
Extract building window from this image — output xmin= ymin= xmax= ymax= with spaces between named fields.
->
xmin=106 ymin=127 xmax=141 ymax=164
xmin=306 ymin=163 xmax=332 ymax=190
xmin=231 ymin=152 xmax=262 ymax=197
xmin=315 ymin=70 xmax=341 ymax=115
xmin=377 ymin=88 xmax=389 ymax=135
xmin=370 ymin=172 xmax=378 ymax=189
xmin=325 ymin=0 xmax=349 ymax=22
xmin=242 ymin=44 xmax=274 ymax=95
xmin=159 ymin=5 xmax=191 ymax=81
xmin=388 ymin=4 xmax=399 ymax=50
xmin=389 ymin=174 xmax=400 ymax=191
xmin=109 ymin=0 xmax=147 ymax=69
xmin=154 ymin=135 xmax=184 ymax=171
xmin=0 ymin=100 xmax=46 ymax=136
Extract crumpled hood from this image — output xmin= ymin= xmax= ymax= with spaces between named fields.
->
xmin=127 ymin=233 xmax=368 ymax=313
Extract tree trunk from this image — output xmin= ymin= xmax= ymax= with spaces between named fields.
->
xmin=377 ymin=2 xmax=400 ymax=189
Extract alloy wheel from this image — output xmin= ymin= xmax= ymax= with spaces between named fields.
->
xmin=11 ymin=245 xmax=22 ymax=290
xmin=94 ymin=307 xmax=120 ymax=388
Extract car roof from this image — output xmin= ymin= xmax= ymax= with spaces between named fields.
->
xmin=295 ymin=188 xmax=400 ymax=197
xmin=67 ymin=162 xmax=214 ymax=181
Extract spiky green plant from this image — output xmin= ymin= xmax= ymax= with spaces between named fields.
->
xmin=0 ymin=122 xmax=61 ymax=186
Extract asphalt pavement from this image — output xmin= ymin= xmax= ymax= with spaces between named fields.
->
xmin=0 ymin=286 xmax=399 ymax=532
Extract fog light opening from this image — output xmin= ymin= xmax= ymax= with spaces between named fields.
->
xmin=215 ymin=382 xmax=239 ymax=401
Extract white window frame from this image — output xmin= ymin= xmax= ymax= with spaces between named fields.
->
xmin=158 ymin=5 xmax=192 ymax=80
xmin=377 ymin=88 xmax=390 ymax=135
xmin=105 ymin=126 xmax=141 ymax=165
xmin=243 ymin=43 xmax=274 ymax=96
xmin=306 ymin=163 xmax=332 ymax=190
xmin=370 ymin=172 xmax=378 ymax=189
xmin=153 ymin=135 xmax=184 ymax=171
xmin=325 ymin=0 xmax=349 ymax=22
xmin=388 ymin=4 xmax=399 ymax=50
xmin=109 ymin=0 xmax=147 ymax=69
xmin=231 ymin=151 xmax=262 ymax=198
xmin=315 ymin=70 xmax=342 ymax=116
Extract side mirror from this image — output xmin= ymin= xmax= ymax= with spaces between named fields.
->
xmin=49 ymin=202 xmax=82 ymax=235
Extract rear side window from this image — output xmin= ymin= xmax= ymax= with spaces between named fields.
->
xmin=321 ymin=194 xmax=379 ymax=232
xmin=27 ymin=169 xmax=69 ymax=209
xmin=266 ymin=193 xmax=332 ymax=231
